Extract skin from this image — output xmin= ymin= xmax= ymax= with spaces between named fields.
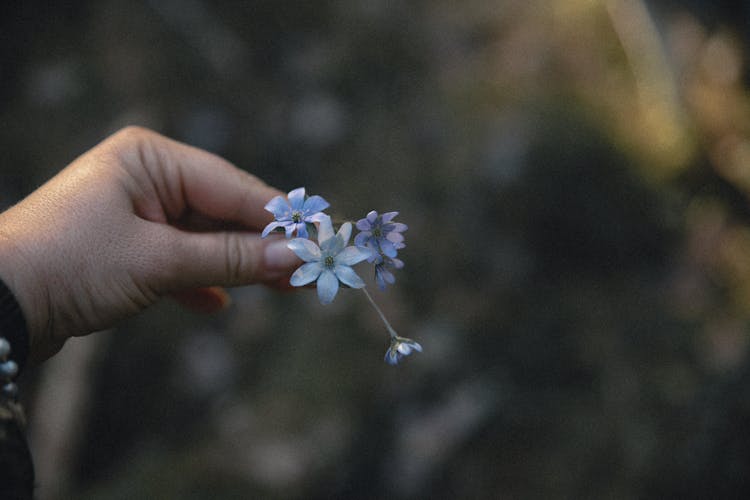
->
xmin=0 ymin=126 xmax=301 ymax=361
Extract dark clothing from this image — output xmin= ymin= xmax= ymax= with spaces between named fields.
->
xmin=0 ymin=278 xmax=34 ymax=499
xmin=0 ymin=279 xmax=29 ymax=372
xmin=0 ymin=401 xmax=34 ymax=499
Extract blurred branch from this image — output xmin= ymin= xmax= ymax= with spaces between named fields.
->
xmin=604 ymin=0 xmax=694 ymax=178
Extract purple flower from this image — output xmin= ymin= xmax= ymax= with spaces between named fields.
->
xmin=373 ymin=254 xmax=404 ymax=290
xmin=287 ymin=216 xmax=370 ymax=304
xmin=384 ymin=336 xmax=422 ymax=365
xmin=262 ymin=187 xmax=330 ymax=239
xmin=354 ymin=211 xmax=407 ymax=259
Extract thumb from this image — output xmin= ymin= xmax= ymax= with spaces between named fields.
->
xmin=159 ymin=230 xmax=301 ymax=290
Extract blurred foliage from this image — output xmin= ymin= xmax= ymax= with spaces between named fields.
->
xmin=5 ymin=0 xmax=750 ymax=498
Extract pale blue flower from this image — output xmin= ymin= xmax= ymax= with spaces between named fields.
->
xmin=262 ymin=187 xmax=329 ymax=239
xmin=288 ymin=216 xmax=370 ymax=304
xmin=354 ymin=210 xmax=407 ymax=258
xmin=384 ymin=336 xmax=422 ymax=365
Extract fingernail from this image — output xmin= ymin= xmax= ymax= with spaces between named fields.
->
xmin=265 ymin=238 xmax=300 ymax=271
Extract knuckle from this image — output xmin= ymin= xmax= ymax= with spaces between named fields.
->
xmin=105 ymin=126 xmax=164 ymax=177
xmin=108 ymin=127 xmax=161 ymax=160
xmin=223 ymin=233 xmax=255 ymax=284
xmin=115 ymin=125 xmax=152 ymax=142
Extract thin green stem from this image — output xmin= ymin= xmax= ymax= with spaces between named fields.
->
xmin=361 ymin=287 xmax=398 ymax=339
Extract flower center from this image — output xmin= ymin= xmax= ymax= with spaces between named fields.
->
xmin=324 ymin=255 xmax=335 ymax=268
xmin=373 ymin=227 xmax=382 ymax=238
xmin=291 ymin=211 xmax=303 ymax=223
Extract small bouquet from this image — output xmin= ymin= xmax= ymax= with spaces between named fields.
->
xmin=262 ymin=187 xmax=422 ymax=365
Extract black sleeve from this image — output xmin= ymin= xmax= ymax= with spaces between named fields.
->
xmin=0 ymin=407 xmax=35 ymax=500
xmin=0 ymin=279 xmax=29 ymax=373
xmin=0 ymin=278 xmax=35 ymax=499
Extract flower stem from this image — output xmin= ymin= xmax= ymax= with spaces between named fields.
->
xmin=361 ymin=287 xmax=398 ymax=339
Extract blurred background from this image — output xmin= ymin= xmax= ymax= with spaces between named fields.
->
xmin=3 ymin=0 xmax=750 ymax=498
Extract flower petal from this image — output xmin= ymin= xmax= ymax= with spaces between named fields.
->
xmin=284 ymin=223 xmax=296 ymax=238
xmin=365 ymin=242 xmax=381 ymax=263
xmin=366 ymin=210 xmax=378 ymax=224
xmin=356 ymin=218 xmax=371 ymax=231
xmin=397 ymin=342 xmax=413 ymax=355
xmin=317 ymin=269 xmax=339 ymax=304
xmin=401 ymin=338 xmax=422 ymax=352
xmin=302 ymin=195 xmax=329 ymax=214
xmin=332 ymin=235 xmax=347 ymax=254
xmin=386 ymin=232 xmax=404 ymax=244
xmin=375 ymin=268 xmax=386 ymax=290
xmin=307 ymin=212 xmax=328 ymax=223
xmin=317 ymin=215 xmax=334 ymax=244
xmin=290 ymin=262 xmax=323 ymax=286
xmin=287 ymin=238 xmax=321 ymax=262
xmin=381 ymin=211 xmax=399 ymax=223
xmin=380 ymin=239 xmax=398 ymax=258
xmin=334 ymin=264 xmax=365 ymax=288
xmin=337 ymin=222 xmax=352 ymax=246
xmin=261 ymin=221 xmax=283 ymax=238
xmin=287 ymin=187 xmax=306 ymax=209
xmin=378 ymin=265 xmax=395 ymax=285
xmin=385 ymin=348 xmax=399 ymax=365
xmin=264 ymin=196 xmax=291 ymax=218
xmin=320 ymin=235 xmax=344 ymax=256
xmin=337 ymin=246 xmax=370 ymax=265
xmin=296 ymin=222 xmax=308 ymax=239
xmin=391 ymin=258 xmax=404 ymax=269
xmin=389 ymin=222 xmax=408 ymax=233
xmin=354 ymin=232 xmax=370 ymax=247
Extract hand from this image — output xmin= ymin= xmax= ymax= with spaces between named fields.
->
xmin=0 ymin=126 xmax=300 ymax=361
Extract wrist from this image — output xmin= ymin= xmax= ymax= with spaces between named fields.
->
xmin=0 ymin=218 xmax=57 ymax=363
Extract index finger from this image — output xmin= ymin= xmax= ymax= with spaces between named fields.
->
xmin=115 ymin=127 xmax=282 ymax=230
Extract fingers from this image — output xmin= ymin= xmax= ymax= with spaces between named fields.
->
xmin=105 ymin=127 xmax=303 ymax=297
xmin=171 ymin=287 xmax=231 ymax=313
xmin=112 ymin=126 xmax=282 ymax=231
xmin=154 ymin=226 xmax=301 ymax=290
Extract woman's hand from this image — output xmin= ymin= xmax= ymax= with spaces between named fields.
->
xmin=0 ymin=127 xmax=300 ymax=361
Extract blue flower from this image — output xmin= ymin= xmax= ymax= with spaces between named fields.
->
xmin=384 ymin=336 xmax=422 ymax=365
xmin=354 ymin=211 xmax=407 ymax=258
xmin=262 ymin=187 xmax=330 ymax=239
xmin=373 ymin=254 xmax=404 ymax=290
xmin=287 ymin=216 xmax=370 ymax=304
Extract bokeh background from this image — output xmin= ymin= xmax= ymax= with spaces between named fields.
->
xmin=4 ymin=0 xmax=750 ymax=498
